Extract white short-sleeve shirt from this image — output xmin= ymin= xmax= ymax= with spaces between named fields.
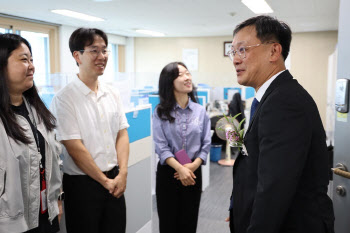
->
xmin=50 ymin=77 xmax=129 ymax=175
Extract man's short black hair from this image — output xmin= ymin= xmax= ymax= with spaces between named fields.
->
xmin=233 ymin=15 xmax=292 ymax=61
xmin=69 ymin=28 xmax=108 ymax=55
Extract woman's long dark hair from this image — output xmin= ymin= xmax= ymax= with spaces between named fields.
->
xmin=228 ymin=92 xmax=245 ymax=128
xmin=0 ymin=33 xmax=56 ymax=144
xmin=157 ymin=62 xmax=198 ymax=123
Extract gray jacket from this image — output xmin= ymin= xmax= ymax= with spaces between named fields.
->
xmin=0 ymin=98 xmax=62 ymax=233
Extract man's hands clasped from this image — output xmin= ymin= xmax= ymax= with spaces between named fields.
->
xmin=103 ymin=171 xmax=127 ymax=198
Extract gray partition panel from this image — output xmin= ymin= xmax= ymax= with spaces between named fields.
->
xmin=125 ymin=156 xmax=152 ymax=233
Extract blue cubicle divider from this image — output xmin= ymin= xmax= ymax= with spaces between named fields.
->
xmin=130 ymin=95 xmax=139 ymax=107
xmin=41 ymin=93 xmax=55 ymax=108
xmin=131 ymin=94 xmax=150 ymax=107
xmin=39 ymin=86 xmax=55 ymax=108
xmin=245 ymin=87 xmax=255 ymax=99
xmin=126 ymin=108 xmax=151 ymax=143
xmin=198 ymin=96 xmax=204 ymax=106
xmin=149 ymin=95 xmax=160 ymax=114
xmin=197 ymin=90 xmax=209 ymax=103
xmin=223 ymin=87 xmax=241 ymax=100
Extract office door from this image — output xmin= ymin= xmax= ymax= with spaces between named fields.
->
xmin=333 ymin=1 xmax=350 ymax=232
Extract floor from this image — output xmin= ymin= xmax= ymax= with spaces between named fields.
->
xmin=152 ymin=150 xmax=235 ymax=233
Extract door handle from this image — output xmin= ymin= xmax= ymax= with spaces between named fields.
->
xmin=332 ymin=163 xmax=350 ymax=179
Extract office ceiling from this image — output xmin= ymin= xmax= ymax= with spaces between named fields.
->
xmin=0 ymin=0 xmax=339 ymax=37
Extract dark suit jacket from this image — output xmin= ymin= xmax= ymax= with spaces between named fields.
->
xmin=230 ymin=70 xmax=334 ymax=233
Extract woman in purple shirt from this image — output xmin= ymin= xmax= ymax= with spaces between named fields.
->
xmin=153 ymin=62 xmax=211 ymax=233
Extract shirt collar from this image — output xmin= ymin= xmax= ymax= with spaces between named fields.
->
xmin=73 ymin=74 xmax=105 ymax=98
xmin=174 ymin=98 xmax=194 ymax=110
xmin=255 ymin=70 xmax=287 ymax=102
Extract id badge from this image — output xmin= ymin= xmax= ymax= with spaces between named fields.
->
xmin=40 ymin=169 xmax=48 ymax=214
xmin=40 ymin=189 xmax=47 ymax=213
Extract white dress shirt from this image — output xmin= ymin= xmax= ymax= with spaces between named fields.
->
xmin=255 ymin=70 xmax=287 ymax=101
xmin=51 ymin=77 xmax=129 ymax=175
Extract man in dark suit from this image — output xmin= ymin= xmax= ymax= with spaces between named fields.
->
xmin=227 ymin=15 xmax=334 ymax=233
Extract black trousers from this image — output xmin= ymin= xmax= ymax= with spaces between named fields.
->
xmin=229 ymin=209 xmax=234 ymax=233
xmin=63 ymin=167 xmax=126 ymax=233
xmin=229 ymin=208 xmax=329 ymax=233
xmin=156 ymin=162 xmax=202 ymax=233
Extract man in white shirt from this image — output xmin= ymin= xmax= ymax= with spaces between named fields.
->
xmin=51 ymin=28 xmax=130 ymax=233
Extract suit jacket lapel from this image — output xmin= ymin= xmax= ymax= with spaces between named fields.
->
xmin=244 ymin=70 xmax=293 ymax=136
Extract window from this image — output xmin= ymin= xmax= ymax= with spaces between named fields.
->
xmin=0 ymin=15 xmax=60 ymax=75
xmin=20 ymin=31 xmax=50 ymax=86
xmin=1 ymin=15 xmax=59 ymax=107
xmin=0 ymin=24 xmax=12 ymax=33
xmin=101 ymin=43 xmax=118 ymax=83
xmin=0 ymin=25 xmax=51 ymax=86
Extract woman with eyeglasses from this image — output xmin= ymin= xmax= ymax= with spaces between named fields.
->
xmin=0 ymin=33 xmax=62 ymax=233
xmin=153 ymin=62 xmax=211 ymax=233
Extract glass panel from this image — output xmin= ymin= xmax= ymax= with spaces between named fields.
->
xmin=20 ymin=31 xmax=50 ymax=86
xmin=0 ymin=27 xmax=12 ymax=33
xmin=101 ymin=43 xmax=118 ymax=83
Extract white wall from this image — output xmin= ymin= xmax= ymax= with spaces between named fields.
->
xmin=134 ymin=32 xmax=338 ymax=126
xmin=134 ymin=36 xmax=237 ymax=88
xmin=59 ymin=25 xmax=79 ymax=74
xmin=290 ymin=31 xmax=338 ymax=125
xmin=125 ymin=37 xmax=135 ymax=73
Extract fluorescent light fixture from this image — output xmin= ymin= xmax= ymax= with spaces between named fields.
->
xmin=135 ymin=29 xmax=165 ymax=37
xmin=241 ymin=0 xmax=273 ymax=14
xmin=51 ymin=9 xmax=104 ymax=22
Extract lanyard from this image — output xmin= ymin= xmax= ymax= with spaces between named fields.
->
xmin=23 ymin=98 xmax=47 ymax=214
xmin=23 ymin=98 xmax=43 ymax=169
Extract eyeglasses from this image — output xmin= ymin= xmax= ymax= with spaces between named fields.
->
xmin=79 ymin=49 xmax=111 ymax=58
xmin=227 ymin=41 xmax=275 ymax=60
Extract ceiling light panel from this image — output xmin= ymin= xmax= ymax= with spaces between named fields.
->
xmin=241 ymin=0 xmax=273 ymax=14
xmin=135 ymin=29 xmax=165 ymax=37
xmin=51 ymin=9 xmax=104 ymax=22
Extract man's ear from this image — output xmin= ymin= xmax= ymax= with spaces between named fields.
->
xmin=269 ymin=43 xmax=283 ymax=62
xmin=73 ymin=51 xmax=82 ymax=66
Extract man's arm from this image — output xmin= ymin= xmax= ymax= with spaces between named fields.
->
xmin=112 ymin=128 xmax=129 ymax=198
xmin=61 ymin=139 xmax=116 ymax=193
xmin=247 ymin=91 xmax=310 ymax=232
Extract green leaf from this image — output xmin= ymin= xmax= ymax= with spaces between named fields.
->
xmin=231 ymin=119 xmax=239 ymax=133
xmin=223 ymin=113 xmax=230 ymax=123
xmin=229 ymin=113 xmax=240 ymax=131
xmin=232 ymin=113 xmax=241 ymax=122
xmin=238 ymin=118 xmax=246 ymax=131
xmin=239 ymin=129 xmax=244 ymax=138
